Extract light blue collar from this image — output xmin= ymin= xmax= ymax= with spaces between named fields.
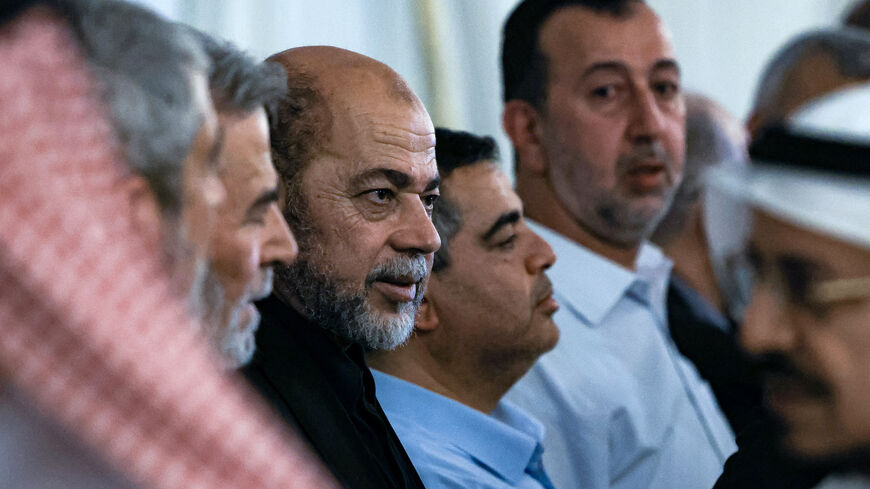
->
xmin=373 ymin=371 xmax=544 ymax=484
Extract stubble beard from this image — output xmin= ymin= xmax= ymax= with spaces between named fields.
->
xmin=593 ymin=145 xmax=682 ymax=248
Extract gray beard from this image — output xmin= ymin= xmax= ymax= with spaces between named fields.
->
xmin=197 ymin=264 xmax=257 ymax=370
xmin=275 ymin=253 xmax=426 ymax=351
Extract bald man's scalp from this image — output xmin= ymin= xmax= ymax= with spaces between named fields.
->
xmin=265 ymin=45 xmax=423 ymax=238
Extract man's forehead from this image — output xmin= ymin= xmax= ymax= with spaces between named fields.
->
xmin=751 ymin=211 xmax=870 ymax=273
xmin=449 ymin=163 xmax=520 ymax=217
xmin=540 ymin=4 xmax=676 ymax=74
xmin=218 ymin=111 xmax=275 ymax=182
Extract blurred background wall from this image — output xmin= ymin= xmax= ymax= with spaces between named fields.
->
xmin=137 ymin=0 xmax=857 ymax=176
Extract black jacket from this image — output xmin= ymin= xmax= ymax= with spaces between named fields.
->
xmin=243 ymin=295 xmax=426 ymax=489
xmin=667 ymin=275 xmax=762 ymax=433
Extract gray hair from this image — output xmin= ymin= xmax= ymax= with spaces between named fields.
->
xmin=63 ymin=0 xmax=209 ymax=218
xmin=652 ymin=93 xmax=746 ymax=245
xmin=183 ymin=27 xmax=287 ymax=117
xmin=752 ymin=27 xmax=870 ymax=120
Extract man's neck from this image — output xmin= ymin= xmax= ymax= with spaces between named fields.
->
xmin=272 ymin=286 xmax=354 ymax=349
xmin=517 ymin=174 xmax=640 ymax=270
xmin=368 ymin=347 xmax=513 ymax=414
xmin=658 ymin=214 xmax=724 ymax=313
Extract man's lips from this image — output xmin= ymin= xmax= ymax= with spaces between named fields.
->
xmin=534 ymin=280 xmax=559 ymax=314
xmin=372 ymin=279 xmax=418 ymax=302
xmin=762 ymin=371 xmax=832 ymax=421
xmin=624 ymin=160 xmax=668 ymax=190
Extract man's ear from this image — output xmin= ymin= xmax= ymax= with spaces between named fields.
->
xmin=414 ymin=295 xmax=440 ymax=333
xmin=503 ymin=99 xmax=548 ymax=175
xmin=120 ymin=175 xmax=162 ymax=246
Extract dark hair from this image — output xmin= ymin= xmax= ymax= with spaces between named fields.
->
xmin=432 ymin=127 xmax=499 ymax=272
xmin=186 ymin=27 xmax=287 ymax=117
xmin=1 ymin=0 xmax=38 ymax=26
xmin=502 ymin=0 xmax=643 ymax=108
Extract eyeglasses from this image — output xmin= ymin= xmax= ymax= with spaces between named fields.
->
xmin=811 ymin=276 xmax=870 ymax=303
xmin=732 ymin=249 xmax=870 ymax=314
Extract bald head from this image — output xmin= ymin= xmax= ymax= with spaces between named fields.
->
xmin=266 ymin=46 xmax=440 ymax=351
xmin=652 ymin=93 xmax=746 ymax=245
xmin=267 ymin=47 xmax=426 ymax=228
xmin=270 ymin=46 xmax=416 ymax=104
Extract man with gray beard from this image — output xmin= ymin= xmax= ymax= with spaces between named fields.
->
xmin=186 ymin=28 xmax=299 ymax=369
xmin=243 ymin=46 xmax=439 ymax=489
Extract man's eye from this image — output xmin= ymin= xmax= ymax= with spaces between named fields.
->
xmin=498 ymin=234 xmax=517 ymax=250
xmin=590 ymin=85 xmax=617 ymax=99
xmin=365 ymin=189 xmax=394 ymax=204
xmin=653 ymin=81 xmax=680 ymax=99
xmin=422 ymin=194 xmax=439 ymax=210
xmin=243 ymin=209 xmax=268 ymax=226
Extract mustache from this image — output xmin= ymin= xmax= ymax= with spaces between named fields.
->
xmin=366 ymin=254 xmax=429 ymax=285
xmin=249 ymin=267 xmax=274 ymax=302
xmin=532 ymin=274 xmax=554 ymax=305
xmin=753 ymin=352 xmax=832 ymax=398
xmin=616 ymin=142 xmax=675 ymax=174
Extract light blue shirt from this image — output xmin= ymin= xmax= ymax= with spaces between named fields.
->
xmin=373 ymin=371 xmax=556 ymax=489
xmin=505 ymin=221 xmax=737 ymax=489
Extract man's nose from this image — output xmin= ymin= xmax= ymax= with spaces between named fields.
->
xmin=525 ymin=232 xmax=556 ymax=274
xmin=259 ymin=203 xmax=298 ymax=267
xmin=740 ymin=282 xmax=798 ymax=356
xmin=627 ymin=87 xmax=666 ymax=143
xmin=388 ymin=198 xmax=441 ymax=255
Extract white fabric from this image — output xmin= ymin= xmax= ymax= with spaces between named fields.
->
xmin=505 ymin=221 xmax=735 ymax=489
xmin=709 ymin=82 xmax=870 ymax=250
xmin=792 ymin=83 xmax=870 ymax=143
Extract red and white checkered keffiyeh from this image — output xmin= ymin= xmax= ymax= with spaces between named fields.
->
xmin=0 ymin=7 xmax=338 ymax=489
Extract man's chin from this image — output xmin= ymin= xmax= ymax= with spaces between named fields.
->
xmin=218 ymin=303 xmax=259 ymax=369
xmin=351 ymin=306 xmax=416 ymax=352
xmin=783 ymin=433 xmax=870 ymax=475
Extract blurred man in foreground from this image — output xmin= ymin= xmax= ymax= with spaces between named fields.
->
xmin=369 ymin=127 xmax=559 ymax=489
xmin=0 ymin=2 xmax=336 ymax=488
xmin=713 ymin=83 xmax=870 ymax=489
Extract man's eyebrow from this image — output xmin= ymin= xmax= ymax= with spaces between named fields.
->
xmin=352 ymin=168 xmax=411 ymax=188
xmin=581 ymin=61 xmax=628 ymax=80
xmin=651 ymin=58 xmax=681 ymax=75
xmin=482 ymin=210 xmax=521 ymax=241
xmin=246 ymin=188 xmax=279 ymax=218
xmin=425 ymin=174 xmax=441 ymax=192
xmin=580 ymin=59 xmax=681 ymax=80
xmin=352 ymin=168 xmax=440 ymax=192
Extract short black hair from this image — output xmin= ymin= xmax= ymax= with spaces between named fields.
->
xmin=432 ymin=127 xmax=499 ymax=272
xmin=501 ymin=0 xmax=643 ymax=108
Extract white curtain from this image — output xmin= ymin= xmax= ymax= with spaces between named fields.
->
xmin=137 ymin=0 xmax=858 ymax=178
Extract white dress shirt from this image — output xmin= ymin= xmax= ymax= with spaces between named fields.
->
xmin=505 ymin=221 xmax=736 ymax=489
